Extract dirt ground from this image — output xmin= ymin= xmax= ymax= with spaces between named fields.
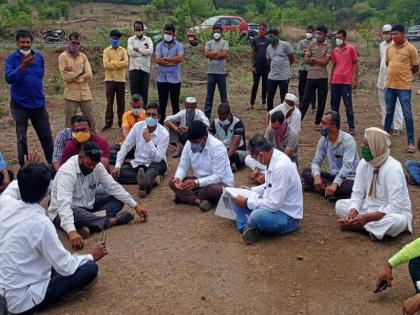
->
xmin=1 ymin=4 xmax=420 ymax=314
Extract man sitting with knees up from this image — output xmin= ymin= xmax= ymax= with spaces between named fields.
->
xmin=265 ymin=92 xmax=301 ymax=134
xmin=209 ymin=102 xmax=247 ymax=172
xmin=336 ymin=127 xmax=412 ymax=240
xmin=49 ymin=142 xmax=148 ymax=250
xmin=165 ymin=96 xmax=209 ymax=158
xmin=113 ymin=103 xmax=169 ymax=198
xmin=0 ymin=163 xmax=107 ymax=314
xmin=301 ymin=111 xmax=359 ymax=201
xmin=169 ymin=120 xmax=234 ymax=212
xmin=230 ymin=134 xmax=303 ymax=245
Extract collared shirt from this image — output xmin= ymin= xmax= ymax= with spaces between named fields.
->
xmin=209 ymin=115 xmax=246 ymax=150
xmin=377 ymin=40 xmax=391 ymax=89
xmin=58 ymin=51 xmax=93 ymax=101
xmin=164 ymin=108 xmax=209 ymax=128
xmin=205 ymin=39 xmax=229 ymax=74
xmin=385 ymin=40 xmax=419 ymax=89
xmin=52 ymin=128 xmax=73 ymax=163
xmin=264 ymin=126 xmax=299 ymax=163
xmin=311 ymin=130 xmax=359 ymax=185
xmin=269 ymin=103 xmax=302 ymax=133
xmin=0 ymin=152 xmax=7 ymax=171
xmin=155 ymin=41 xmax=183 ymax=83
xmin=306 ymin=40 xmax=332 ymax=79
xmin=116 ymin=121 xmax=169 ymax=168
xmin=0 ymin=193 xmax=92 ymax=314
xmin=349 ymin=157 xmax=412 ymax=231
xmin=266 ymin=41 xmax=293 ymax=81
xmin=103 ymin=46 xmax=129 ymax=82
xmin=331 ymin=43 xmax=358 ymax=84
xmin=297 ymin=38 xmax=313 ymax=71
xmin=248 ymin=149 xmax=303 ymax=219
xmin=120 ymin=109 xmax=146 ymax=145
xmin=5 ymin=50 xmax=45 ymax=109
xmin=49 ymin=155 xmax=137 ymax=233
xmin=127 ymin=35 xmax=154 ymax=73
xmin=174 ymin=134 xmax=234 ymax=187
xmin=60 ymin=134 xmax=111 ymax=165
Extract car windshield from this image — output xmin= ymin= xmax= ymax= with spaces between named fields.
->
xmin=202 ymin=17 xmax=219 ymax=26
xmin=408 ymin=26 xmax=420 ymax=32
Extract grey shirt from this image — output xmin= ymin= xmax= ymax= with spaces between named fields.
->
xmin=297 ymin=38 xmax=312 ymax=71
xmin=266 ymin=41 xmax=293 ymax=81
xmin=205 ymin=39 xmax=229 ymax=74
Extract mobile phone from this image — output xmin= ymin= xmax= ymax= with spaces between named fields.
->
xmin=101 ymin=230 xmax=107 ymax=245
xmin=374 ymin=280 xmax=388 ymax=293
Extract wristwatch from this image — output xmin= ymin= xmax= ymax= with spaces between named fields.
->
xmin=194 ymin=179 xmax=199 ymax=188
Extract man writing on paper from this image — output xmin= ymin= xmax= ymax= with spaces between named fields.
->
xmin=230 ymin=134 xmax=303 ymax=244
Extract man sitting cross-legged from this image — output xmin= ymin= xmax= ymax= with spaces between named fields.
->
xmin=169 ymin=120 xmax=234 ymax=212
xmin=230 ymin=134 xmax=303 ymax=245
xmin=0 ymin=163 xmax=107 ymax=315
xmin=49 ymin=142 xmax=148 ymax=250
xmin=336 ymin=127 xmax=412 ymax=240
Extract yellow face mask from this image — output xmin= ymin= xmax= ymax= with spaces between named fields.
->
xmin=73 ymin=131 xmax=91 ymax=143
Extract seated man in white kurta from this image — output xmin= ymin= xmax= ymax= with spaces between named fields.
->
xmin=336 ymin=127 xmax=412 ymax=240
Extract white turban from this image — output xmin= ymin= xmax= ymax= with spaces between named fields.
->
xmin=284 ymin=93 xmax=298 ymax=104
xmin=382 ymin=24 xmax=392 ymax=32
xmin=185 ymin=96 xmax=197 ymax=104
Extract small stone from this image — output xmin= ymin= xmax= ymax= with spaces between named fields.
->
xmin=297 ymin=255 xmax=304 ymax=261
xmin=201 ymin=296 xmax=206 ymax=300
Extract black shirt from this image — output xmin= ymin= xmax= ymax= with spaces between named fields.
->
xmin=251 ymin=36 xmax=269 ymax=67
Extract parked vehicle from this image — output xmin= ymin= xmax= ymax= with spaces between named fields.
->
xmin=247 ymin=23 xmax=260 ymax=43
xmin=187 ymin=15 xmax=248 ymax=46
xmin=407 ymin=25 xmax=420 ymax=41
xmin=43 ymin=29 xmax=67 ymax=44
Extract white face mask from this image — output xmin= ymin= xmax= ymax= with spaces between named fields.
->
xmin=213 ymin=32 xmax=221 ymax=40
xmin=19 ymin=49 xmax=31 ymax=56
xmin=284 ymin=102 xmax=293 ymax=111
xmin=306 ymin=32 xmax=313 ymax=40
xmin=164 ymin=34 xmax=173 ymax=42
xmin=336 ymin=38 xmax=344 ymax=46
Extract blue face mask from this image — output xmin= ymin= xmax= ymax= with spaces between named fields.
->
xmin=146 ymin=116 xmax=158 ymax=127
xmin=320 ymin=127 xmax=330 ymax=137
xmin=191 ymin=141 xmax=204 ymax=154
xmin=110 ymin=38 xmax=120 ymax=48
xmin=132 ymin=108 xmax=141 ymax=116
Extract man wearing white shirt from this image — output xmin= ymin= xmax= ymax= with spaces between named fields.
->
xmin=49 ymin=142 xmax=148 ymax=250
xmin=165 ymin=96 xmax=209 ymax=158
xmin=336 ymin=127 xmax=412 ymax=240
xmin=128 ymin=20 xmax=154 ymax=104
xmin=113 ymin=103 xmax=169 ymax=198
xmin=0 ymin=163 xmax=108 ymax=314
xmin=265 ymin=93 xmax=301 ymax=134
xmin=169 ymin=120 xmax=234 ymax=212
xmin=231 ymin=134 xmax=303 ymax=244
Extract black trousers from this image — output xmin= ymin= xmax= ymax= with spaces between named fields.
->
xmin=266 ymin=79 xmax=289 ymax=111
xmin=129 ymin=69 xmax=150 ymax=105
xmin=117 ymin=161 xmax=167 ymax=193
xmin=105 ymin=81 xmax=125 ymax=128
xmin=300 ymin=78 xmax=328 ymax=125
xmin=157 ymin=81 xmax=181 ymax=124
xmin=250 ymin=65 xmax=269 ymax=106
xmin=409 ymin=256 xmax=420 ymax=293
xmin=10 ymin=102 xmax=53 ymax=167
xmin=109 ymin=144 xmax=135 ymax=165
xmin=298 ymin=70 xmax=316 ymax=109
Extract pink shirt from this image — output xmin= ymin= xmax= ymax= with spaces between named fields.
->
xmin=331 ymin=43 xmax=358 ymax=84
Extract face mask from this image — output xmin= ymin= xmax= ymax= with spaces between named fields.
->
xmin=135 ymin=31 xmax=143 ymax=38
xmin=74 ymin=131 xmax=91 ymax=143
xmin=213 ymin=32 xmax=221 ymax=40
xmin=146 ymin=116 xmax=158 ymax=127
xmin=164 ymin=34 xmax=173 ymax=42
xmin=132 ymin=108 xmax=141 ymax=116
xmin=220 ymin=117 xmax=230 ymax=126
xmin=316 ymin=34 xmax=325 ymax=42
xmin=336 ymin=38 xmax=344 ymax=46
xmin=268 ymin=36 xmax=276 ymax=45
xmin=67 ymin=43 xmax=80 ymax=56
xmin=382 ymin=34 xmax=391 ymax=41
xmin=361 ymin=145 xmax=374 ymax=162
xmin=19 ymin=49 xmax=31 ymax=56
xmin=79 ymin=162 xmax=94 ymax=176
xmin=306 ymin=32 xmax=313 ymax=40
xmin=191 ymin=141 xmax=204 ymax=154
xmin=110 ymin=38 xmax=120 ymax=48
xmin=320 ymin=127 xmax=329 ymax=137
xmin=259 ymin=30 xmax=265 ymax=37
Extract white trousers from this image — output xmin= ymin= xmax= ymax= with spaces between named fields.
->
xmin=378 ymin=88 xmax=404 ymax=131
xmin=336 ymin=199 xmax=409 ymax=240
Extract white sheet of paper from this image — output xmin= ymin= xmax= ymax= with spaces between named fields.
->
xmin=215 ymin=187 xmax=258 ymax=220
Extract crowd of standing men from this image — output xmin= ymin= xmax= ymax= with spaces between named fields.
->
xmin=1 ymin=20 xmax=420 ymax=314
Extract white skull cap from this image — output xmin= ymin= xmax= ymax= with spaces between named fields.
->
xmin=186 ymin=96 xmax=197 ymax=103
xmin=382 ymin=24 xmax=392 ymax=32
xmin=284 ymin=93 xmax=298 ymax=103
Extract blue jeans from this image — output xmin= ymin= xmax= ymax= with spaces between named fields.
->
xmin=230 ymin=201 xmax=299 ymax=235
xmin=330 ymin=84 xmax=354 ymax=129
xmin=405 ymin=160 xmax=420 ymax=185
xmin=204 ymin=73 xmax=228 ymax=118
xmin=384 ymin=88 xmax=415 ymax=144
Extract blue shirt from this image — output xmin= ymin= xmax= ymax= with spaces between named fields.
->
xmin=0 ymin=153 xmax=7 ymax=171
xmin=155 ymin=41 xmax=183 ymax=83
xmin=311 ymin=130 xmax=359 ymax=185
xmin=5 ymin=50 xmax=45 ymax=109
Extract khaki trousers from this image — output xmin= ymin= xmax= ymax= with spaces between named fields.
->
xmin=64 ymin=99 xmax=96 ymax=131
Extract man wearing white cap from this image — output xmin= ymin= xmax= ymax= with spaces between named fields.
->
xmin=266 ymin=93 xmax=301 ymax=134
xmin=377 ymin=24 xmax=404 ymax=136
xmin=165 ymin=97 xmax=209 ymax=158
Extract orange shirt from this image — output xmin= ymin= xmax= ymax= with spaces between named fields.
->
xmin=385 ymin=41 xmax=419 ymax=89
xmin=120 ymin=109 xmax=146 ymax=144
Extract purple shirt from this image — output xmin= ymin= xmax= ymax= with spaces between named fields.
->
xmin=155 ymin=41 xmax=183 ymax=83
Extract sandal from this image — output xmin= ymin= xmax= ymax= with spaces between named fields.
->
xmin=407 ymin=144 xmax=416 ymax=153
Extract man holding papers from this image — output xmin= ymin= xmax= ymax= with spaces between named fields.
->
xmin=230 ymin=134 xmax=303 ymax=244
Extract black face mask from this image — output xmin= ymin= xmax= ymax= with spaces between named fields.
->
xmin=79 ymin=163 xmax=93 ymax=176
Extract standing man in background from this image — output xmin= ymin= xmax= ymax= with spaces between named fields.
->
xmin=127 ymin=20 xmax=153 ymax=105
xmin=5 ymin=30 xmax=54 ymax=167
xmin=102 ymin=29 xmax=128 ymax=131
xmin=59 ymin=32 xmax=96 ymax=131
xmin=297 ymin=25 xmax=316 ymax=113
xmin=204 ymin=24 xmax=229 ymax=118
xmin=248 ymin=23 xmax=269 ymax=110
